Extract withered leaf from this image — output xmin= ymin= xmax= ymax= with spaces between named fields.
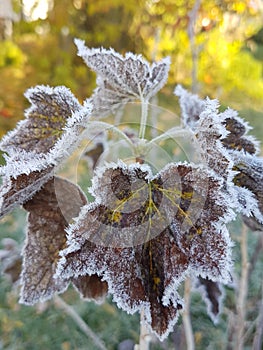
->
xmin=221 ymin=116 xmax=259 ymax=155
xmin=232 ymin=153 xmax=263 ymax=230
xmin=194 ymin=277 xmax=223 ymax=323
xmin=175 ymin=85 xmax=259 ymax=164
xmin=0 ymin=85 xmax=82 ymax=154
xmin=20 ymin=176 xmax=106 ymax=305
xmin=0 ymin=166 xmax=54 ymax=219
xmin=75 ymin=39 xmax=170 ymax=117
xmin=72 ymin=275 xmax=108 ymax=303
xmin=0 ymin=85 xmax=92 ymax=219
xmin=57 ymin=161 xmax=233 ymax=339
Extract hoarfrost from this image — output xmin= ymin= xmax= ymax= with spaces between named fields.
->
xmin=231 ymin=152 xmax=263 ymax=229
xmin=56 ymin=160 xmax=234 ymax=339
xmin=174 ymin=85 xmax=205 ymax=128
xmin=0 ymin=86 xmax=92 ymax=218
xmin=0 ymin=167 xmax=54 ymax=219
xmin=75 ymin=39 xmax=170 ymax=117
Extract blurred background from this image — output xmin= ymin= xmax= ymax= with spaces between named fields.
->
xmin=0 ymin=1 xmax=263 ymax=349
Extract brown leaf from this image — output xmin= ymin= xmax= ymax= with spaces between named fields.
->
xmin=222 ymin=117 xmax=258 ymax=154
xmin=0 ymin=166 xmax=54 ymax=219
xmin=72 ymin=275 xmax=108 ymax=303
xmin=232 ymin=154 xmax=263 ymax=230
xmin=20 ymin=176 xmax=90 ymax=304
xmin=195 ymin=277 xmax=223 ymax=322
xmin=57 ymin=161 xmax=233 ymax=339
xmin=0 ymin=86 xmax=82 ymax=154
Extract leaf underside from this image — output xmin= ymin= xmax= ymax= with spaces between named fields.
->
xmin=20 ymin=176 xmax=107 ymax=305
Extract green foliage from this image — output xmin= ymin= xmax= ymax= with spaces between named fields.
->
xmin=0 ymin=41 xmax=25 ymax=68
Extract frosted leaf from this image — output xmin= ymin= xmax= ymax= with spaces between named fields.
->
xmin=175 ymin=85 xmax=259 ymax=154
xmin=0 ymin=85 xmax=82 ymax=154
xmin=56 ymin=161 xmax=233 ymax=340
xmin=0 ymin=86 xmax=92 ymax=219
xmin=59 ymin=227 xmax=185 ymax=340
xmin=194 ymin=277 xmax=224 ymax=323
xmin=194 ymin=99 xmax=233 ymax=178
xmin=174 ymin=85 xmax=205 ymax=128
xmin=231 ymin=152 xmax=263 ymax=230
xmin=221 ymin=110 xmax=260 ymax=155
xmin=0 ymin=166 xmax=54 ymax=219
xmin=175 ymin=87 xmax=260 ymax=180
xmin=20 ymin=176 xmax=88 ymax=305
xmin=0 ymin=85 xmax=92 ymax=172
xmin=75 ymin=39 xmax=170 ymax=117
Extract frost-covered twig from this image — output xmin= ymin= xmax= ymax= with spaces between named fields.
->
xmin=183 ymin=278 xmax=195 ymax=350
xmin=53 ymin=295 xmax=107 ymax=350
xmin=139 ymin=101 xmax=149 ymax=139
xmin=236 ymin=224 xmax=249 ymax=350
xmin=87 ymin=120 xmax=134 ymax=148
xmin=149 ymin=126 xmax=193 ymax=145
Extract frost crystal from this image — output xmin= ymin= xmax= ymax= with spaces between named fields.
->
xmin=0 ymin=85 xmax=82 ymax=154
xmin=174 ymin=85 xmax=205 ymax=128
xmin=75 ymin=39 xmax=170 ymax=117
xmin=231 ymin=152 xmax=263 ymax=230
xmin=0 ymin=85 xmax=92 ymax=218
xmin=56 ymin=161 xmax=233 ymax=339
xmin=194 ymin=99 xmax=233 ymax=179
xmin=0 ymin=167 xmax=54 ymax=219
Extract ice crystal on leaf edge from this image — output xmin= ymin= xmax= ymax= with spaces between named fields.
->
xmin=55 ymin=160 xmax=234 ymax=340
xmin=0 ymin=85 xmax=92 ymax=219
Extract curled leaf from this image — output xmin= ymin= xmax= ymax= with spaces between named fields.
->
xmin=194 ymin=277 xmax=224 ymax=323
xmin=0 ymin=166 xmax=54 ymax=219
xmin=75 ymin=39 xmax=170 ymax=117
xmin=57 ymin=161 xmax=233 ymax=339
xmin=20 ymin=176 xmax=106 ymax=305
xmin=72 ymin=275 xmax=108 ymax=303
xmin=194 ymin=99 xmax=233 ymax=178
xmin=175 ymin=85 xmax=259 ymax=158
xmin=174 ymin=85 xmax=205 ymax=128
